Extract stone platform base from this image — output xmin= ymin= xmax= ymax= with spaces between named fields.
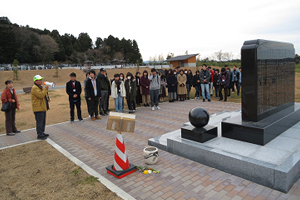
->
xmin=148 ymin=111 xmax=300 ymax=193
xmin=222 ymin=103 xmax=300 ymax=145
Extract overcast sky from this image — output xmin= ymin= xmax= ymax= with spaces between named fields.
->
xmin=2 ymin=0 xmax=300 ymax=61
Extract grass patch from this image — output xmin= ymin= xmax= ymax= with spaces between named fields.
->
xmin=72 ymin=167 xmax=99 ymax=185
xmin=296 ymin=63 xmax=300 ymax=73
xmin=71 ymin=167 xmax=82 ymax=176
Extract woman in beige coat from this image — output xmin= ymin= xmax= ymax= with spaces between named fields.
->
xmin=177 ymin=69 xmax=187 ymax=101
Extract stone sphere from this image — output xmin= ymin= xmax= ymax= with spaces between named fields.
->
xmin=189 ymin=107 xmax=209 ymax=128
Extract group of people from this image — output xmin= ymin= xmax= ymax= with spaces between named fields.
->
xmin=1 ymin=65 xmax=241 ymax=139
xmin=164 ymin=64 xmax=241 ymax=102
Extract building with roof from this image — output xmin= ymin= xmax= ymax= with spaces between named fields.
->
xmin=165 ymin=54 xmax=198 ymax=68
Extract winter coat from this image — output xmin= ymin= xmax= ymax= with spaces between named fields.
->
xmin=31 ymin=84 xmax=49 ymax=112
xmin=213 ymin=74 xmax=220 ymax=88
xmin=111 ymin=80 xmax=126 ymax=98
xmin=1 ymin=87 xmax=20 ymax=110
xmin=167 ymin=75 xmax=177 ymax=93
xmin=86 ymin=77 xmax=101 ymax=99
xmin=177 ymin=74 xmax=187 ymax=95
xmin=98 ymin=73 xmax=111 ymax=91
xmin=210 ymin=70 xmax=214 ymax=82
xmin=186 ymin=73 xmax=192 ymax=85
xmin=125 ymin=80 xmax=137 ymax=101
xmin=192 ymin=74 xmax=201 ymax=87
xmin=219 ymin=72 xmax=230 ymax=88
xmin=140 ymin=76 xmax=150 ymax=95
xmin=231 ymin=70 xmax=240 ymax=82
xmin=200 ymin=69 xmax=211 ymax=84
xmin=66 ymin=80 xmax=82 ymax=100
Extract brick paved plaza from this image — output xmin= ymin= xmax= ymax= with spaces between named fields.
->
xmin=1 ymin=100 xmax=300 ymax=200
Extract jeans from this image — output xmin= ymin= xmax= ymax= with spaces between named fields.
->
xmin=122 ymin=97 xmax=124 ymax=110
xmin=150 ymin=89 xmax=160 ymax=107
xmin=186 ymin=84 xmax=190 ymax=98
xmin=232 ymin=81 xmax=239 ymax=92
xmin=201 ymin=84 xmax=210 ymax=100
xmin=114 ymin=93 xmax=123 ymax=112
xmin=99 ymin=90 xmax=108 ymax=113
xmin=209 ymin=83 xmax=213 ymax=95
xmin=34 ymin=111 xmax=46 ymax=137
xmin=236 ymin=82 xmax=241 ymax=96
xmin=214 ymin=86 xmax=219 ymax=97
xmin=195 ymin=86 xmax=200 ymax=97
xmin=69 ymin=99 xmax=82 ymax=121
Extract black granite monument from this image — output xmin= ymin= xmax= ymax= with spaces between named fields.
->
xmin=181 ymin=107 xmax=217 ymax=143
xmin=222 ymin=39 xmax=300 ymax=145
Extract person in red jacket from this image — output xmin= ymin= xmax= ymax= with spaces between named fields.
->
xmin=140 ymin=70 xmax=150 ymax=107
xmin=1 ymin=80 xmax=20 ymax=136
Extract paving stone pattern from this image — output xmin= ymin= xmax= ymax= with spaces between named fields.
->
xmin=1 ymin=100 xmax=300 ymax=200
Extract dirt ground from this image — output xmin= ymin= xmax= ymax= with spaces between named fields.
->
xmin=0 ymin=141 xmax=121 ymax=200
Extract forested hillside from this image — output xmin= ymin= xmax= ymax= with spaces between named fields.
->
xmin=0 ymin=17 xmax=142 ymax=64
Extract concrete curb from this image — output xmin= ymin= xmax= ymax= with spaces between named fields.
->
xmin=46 ymin=138 xmax=136 ymax=200
xmin=0 ymin=140 xmax=39 ymax=150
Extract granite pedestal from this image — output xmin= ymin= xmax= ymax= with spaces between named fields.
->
xmin=222 ymin=104 xmax=300 ymax=145
xmin=148 ymin=109 xmax=300 ymax=193
xmin=181 ymin=125 xmax=217 ymax=143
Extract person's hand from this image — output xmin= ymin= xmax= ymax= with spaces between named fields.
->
xmin=172 ymin=84 xmax=175 ymax=86
xmin=45 ymin=86 xmax=49 ymax=90
xmin=88 ymin=98 xmax=91 ymax=100
xmin=146 ymin=86 xmax=148 ymax=88
xmin=12 ymin=99 xmax=15 ymax=103
xmin=197 ymin=80 xmax=200 ymax=82
xmin=73 ymin=94 xmax=77 ymax=98
xmin=204 ymin=79 xmax=206 ymax=82
xmin=100 ymin=97 xmax=101 ymax=99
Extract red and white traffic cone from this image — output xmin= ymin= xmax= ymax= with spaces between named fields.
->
xmin=106 ymin=133 xmax=136 ymax=178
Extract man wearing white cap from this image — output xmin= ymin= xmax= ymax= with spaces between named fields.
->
xmin=31 ymin=75 xmax=50 ymax=140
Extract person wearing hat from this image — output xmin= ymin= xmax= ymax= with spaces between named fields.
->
xmin=66 ymin=72 xmax=84 ymax=123
xmin=97 ymin=68 xmax=110 ymax=115
xmin=31 ymin=75 xmax=50 ymax=140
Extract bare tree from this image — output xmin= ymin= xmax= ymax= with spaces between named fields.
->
xmin=53 ymin=61 xmax=59 ymax=77
xmin=166 ymin=53 xmax=174 ymax=60
xmin=38 ymin=35 xmax=59 ymax=62
xmin=13 ymin=59 xmax=19 ymax=80
xmin=212 ymin=50 xmax=223 ymax=61
xmin=153 ymin=55 xmax=157 ymax=63
xmin=196 ymin=54 xmax=201 ymax=62
xmin=158 ymin=54 xmax=164 ymax=62
xmin=223 ymin=52 xmax=233 ymax=61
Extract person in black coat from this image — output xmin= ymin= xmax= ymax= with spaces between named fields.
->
xmin=66 ymin=72 xmax=83 ymax=123
xmin=192 ymin=70 xmax=201 ymax=99
xmin=135 ymin=72 xmax=142 ymax=106
xmin=85 ymin=70 xmax=101 ymax=121
xmin=213 ymin=69 xmax=220 ymax=98
xmin=166 ymin=69 xmax=177 ymax=102
xmin=219 ymin=67 xmax=230 ymax=102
